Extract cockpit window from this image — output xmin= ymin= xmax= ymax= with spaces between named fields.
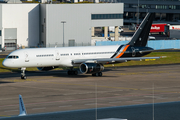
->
xmin=7 ymin=56 xmax=19 ymax=59
xmin=7 ymin=56 xmax=13 ymax=59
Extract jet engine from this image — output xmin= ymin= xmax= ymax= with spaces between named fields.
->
xmin=37 ymin=66 xmax=58 ymax=71
xmin=79 ymin=63 xmax=104 ymax=74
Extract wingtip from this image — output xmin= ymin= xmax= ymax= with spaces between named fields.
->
xmin=160 ymin=56 xmax=167 ymax=58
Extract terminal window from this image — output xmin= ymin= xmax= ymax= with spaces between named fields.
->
xmin=91 ymin=14 xmax=123 ymax=20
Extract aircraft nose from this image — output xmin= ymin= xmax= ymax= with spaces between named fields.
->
xmin=2 ymin=59 xmax=8 ymax=67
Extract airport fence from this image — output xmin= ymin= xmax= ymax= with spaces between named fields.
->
xmin=96 ymin=40 xmax=180 ymax=49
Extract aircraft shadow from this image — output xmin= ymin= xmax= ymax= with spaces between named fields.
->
xmin=0 ymin=67 xmax=20 ymax=73
xmin=0 ymin=81 xmax=14 ymax=84
xmin=0 ymin=68 xmax=121 ymax=79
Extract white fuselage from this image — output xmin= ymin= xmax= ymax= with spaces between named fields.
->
xmin=3 ymin=45 xmax=119 ymax=68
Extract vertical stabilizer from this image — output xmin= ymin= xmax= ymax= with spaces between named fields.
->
xmin=127 ymin=13 xmax=155 ymax=47
xmin=18 ymin=95 xmax=27 ymax=116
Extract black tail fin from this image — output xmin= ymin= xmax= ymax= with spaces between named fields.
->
xmin=127 ymin=13 xmax=155 ymax=47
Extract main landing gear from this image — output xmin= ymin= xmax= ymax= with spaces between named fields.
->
xmin=92 ymin=72 xmax=102 ymax=76
xmin=21 ymin=67 xmax=27 ymax=80
xmin=67 ymin=68 xmax=78 ymax=75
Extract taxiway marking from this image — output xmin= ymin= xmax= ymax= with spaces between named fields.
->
xmin=7 ymin=78 xmax=180 ymax=95
xmin=34 ymin=81 xmax=180 ymax=94
xmin=84 ymin=103 xmax=95 ymax=105
xmin=132 ymin=99 xmax=145 ymax=102
xmin=4 ymin=110 xmax=18 ymax=112
xmin=0 ymin=115 xmax=11 ymax=117
xmin=0 ymin=92 xmax=175 ymax=108
xmin=32 ymin=107 xmax=46 ymax=110
xmin=117 ymin=70 xmax=171 ymax=76
xmin=109 ymin=101 xmax=121 ymax=104
xmin=59 ymin=105 xmax=72 ymax=108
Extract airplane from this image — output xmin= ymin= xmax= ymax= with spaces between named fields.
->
xmin=19 ymin=95 xmax=27 ymax=116
xmin=2 ymin=13 xmax=164 ymax=79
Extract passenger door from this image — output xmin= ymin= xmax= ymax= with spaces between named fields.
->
xmin=24 ymin=52 xmax=29 ymax=62
xmin=55 ymin=51 xmax=60 ymax=60
xmin=131 ymin=47 xmax=136 ymax=57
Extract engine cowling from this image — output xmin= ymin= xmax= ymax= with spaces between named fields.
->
xmin=79 ymin=63 xmax=104 ymax=74
xmin=37 ymin=66 xmax=58 ymax=71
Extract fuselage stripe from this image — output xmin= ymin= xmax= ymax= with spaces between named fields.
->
xmin=115 ymin=45 xmax=130 ymax=58
xmin=110 ymin=45 xmax=123 ymax=58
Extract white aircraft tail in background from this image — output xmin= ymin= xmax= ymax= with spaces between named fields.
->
xmin=18 ymin=95 xmax=27 ymax=116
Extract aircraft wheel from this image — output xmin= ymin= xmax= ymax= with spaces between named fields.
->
xmin=92 ymin=72 xmax=102 ymax=76
xmin=68 ymin=70 xmax=78 ymax=75
xmin=92 ymin=73 xmax=96 ymax=76
xmin=67 ymin=71 xmax=71 ymax=75
xmin=21 ymin=75 xmax=27 ymax=80
xmin=24 ymin=76 xmax=27 ymax=80
xmin=74 ymin=70 xmax=78 ymax=75
xmin=98 ymin=72 xmax=102 ymax=76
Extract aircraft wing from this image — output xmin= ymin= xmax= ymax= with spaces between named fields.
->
xmin=72 ymin=57 xmax=162 ymax=64
xmin=139 ymin=48 xmax=176 ymax=53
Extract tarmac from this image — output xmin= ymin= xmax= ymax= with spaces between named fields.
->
xmin=0 ymin=64 xmax=180 ymax=119
xmin=1 ymin=101 xmax=180 ymax=120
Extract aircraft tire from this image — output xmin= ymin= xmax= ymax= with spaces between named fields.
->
xmin=98 ymin=72 xmax=102 ymax=76
xmin=68 ymin=70 xmax=78 ymax=75
xmin=74 ymin=70 xmax=78 ymax=75
xmin=92 ymin=73 xmax=96 ymax=76
xmin=24 ymin=76 xmax=27 ymax=80
xmin=92 ymin=72 xmax=102 ymax=76
xmin=21 ymin=75 xmax=27 ymax=80
xmin=67 ymin=71 xmax=71 ymax=75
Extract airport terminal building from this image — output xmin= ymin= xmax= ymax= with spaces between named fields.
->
xmin=0 ymin=4 xmax=40 ymax=50
xmin=0 ymin=3 xmax=123 ymax=50
xmin=40 ymin=3 xmax=123 ymax=47
xmin=96 ymin=0 xmax=180 ymax=25
xmin=120 ymin=0 xmax=180 ymax=25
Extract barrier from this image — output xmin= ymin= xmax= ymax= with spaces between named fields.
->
xmin=96 ymin=40 xmax=180 ymax=49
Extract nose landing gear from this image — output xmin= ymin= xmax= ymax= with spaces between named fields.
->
xmin=21 ymin=68 xmax=27 ymax=80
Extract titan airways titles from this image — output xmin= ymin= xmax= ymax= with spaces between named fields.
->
xmin=3 ymin=13 xmax=165 ymax=79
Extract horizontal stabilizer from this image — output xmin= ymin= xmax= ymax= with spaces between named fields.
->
xmin=139 ymin=48 xmax=176 ymax=53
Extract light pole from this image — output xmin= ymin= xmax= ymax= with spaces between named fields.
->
xmin=146 ymin=6 xmax=150 ymax=13
xmin=137 ymin=0 xmax=139 ymax=26
xmin=61 ymin=21 xmax=66 ymax=47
